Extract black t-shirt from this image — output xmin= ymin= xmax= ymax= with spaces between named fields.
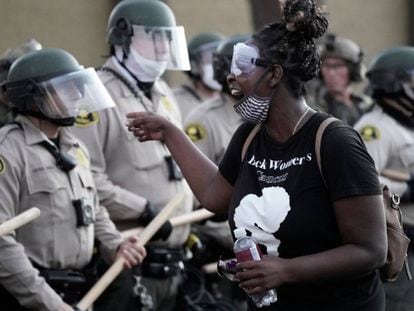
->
xmin=219 ymin=113 xmax=383 ymax=310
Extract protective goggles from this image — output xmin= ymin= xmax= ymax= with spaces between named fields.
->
xmin=132 ymin=25 xmax=190 ymax=71
xmin=230 ymin=42 xmax=269 ymax=76
xmin=36 ymin=67 xmax=115 ymax=119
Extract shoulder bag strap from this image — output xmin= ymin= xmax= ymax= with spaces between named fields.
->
xmin=315 ymin=117 xmax=339 ymax=184
xmin=241 ymin=123 xmax=262 ymax=161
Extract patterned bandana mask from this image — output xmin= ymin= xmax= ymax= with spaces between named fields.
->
xmin=234 ymin=93 xmax=270 ymax=123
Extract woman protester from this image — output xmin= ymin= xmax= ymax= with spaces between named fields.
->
xmin=126 ymin=0 xmax=387 ymax=310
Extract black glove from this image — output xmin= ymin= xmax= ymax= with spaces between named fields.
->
xmin=140 ymin=202 xmax=173 ymax=241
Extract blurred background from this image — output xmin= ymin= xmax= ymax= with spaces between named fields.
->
xmin=0 ymin=0 xmax=412 ymax=86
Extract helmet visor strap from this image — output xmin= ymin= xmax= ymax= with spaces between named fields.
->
xmin=231 ymin=42 xmax=269 ymax=76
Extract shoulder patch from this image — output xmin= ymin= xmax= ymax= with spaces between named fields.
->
xmin=0 ymin=156 xmax=5 ymax=175
xmin=74 ymin=148 xmax=90 ymax=167
xmin=161 ymin=96 xmax=174 ymax=112
xmin=75 ymin=111 xmax=99 ymax=128
xmin=359 ymin=125 xmax=381 ymax=141
xmin=185 ymin=123 xmax=207 ymax=142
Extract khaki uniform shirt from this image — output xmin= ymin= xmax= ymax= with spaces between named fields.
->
xmin=71 ymin=58 xmax=193 ymax=246
xmin=184 ymin=93 xmax=242 ymax=250
xmin=0 ymin=116 xmax=122 ymax=311
xmin=354 ymin=106 xmax=414 ymax=225
xmin=184 ymin=93 xmax=242 ymax=164
xmin=172 ymin=84 xmax=203 ymax=123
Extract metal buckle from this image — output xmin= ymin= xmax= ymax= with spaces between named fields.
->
xmin=391 ymin=193 xmax=401 ymax=207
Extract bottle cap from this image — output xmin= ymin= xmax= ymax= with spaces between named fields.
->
xmin=234 ymin=227 xmax=246 ymax=239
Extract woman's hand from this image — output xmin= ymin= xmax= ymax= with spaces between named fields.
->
xmin=116 ymin=236 xmax=147 ymax=269
xmin=126 ymin=111 xmax=174 ymax=142
xmin=235 ymin=256 xmax=287 ymax=295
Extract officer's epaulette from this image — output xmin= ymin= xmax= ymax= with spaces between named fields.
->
xmin=0 ymin=122 xmax=22 ymax=144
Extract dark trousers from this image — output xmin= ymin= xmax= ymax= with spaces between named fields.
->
xmin=0 ymin=263 xmax=136 ymax=311
xmin=93 ymin=259 xmax=139 ymax=311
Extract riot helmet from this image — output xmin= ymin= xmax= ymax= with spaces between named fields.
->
xmin=318 ymin=33 xmax=364 ymax=82
xmin=187 ymin=32 xmax=225 ymax=90
xmin=0 ymin=39 xmax=42 ymax=126
xmin=367 ymin=46 xmax=414 ymax=96
xmin=213 ymin=34 xmax=251 ymax=95
xmin=366 ymin=46 xmax=414 ymax=127
xmin=0 ymin=38 xmax=42 ymax=83
xmin=2 ymin=48 xmax=115 ymax=126
xmin=107 ymin=0 xmax=190 ymax=74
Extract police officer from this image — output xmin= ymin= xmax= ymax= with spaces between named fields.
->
xmin=70 ymin=1 xmax=193 ymax=310
xmin=354 ymin=46 xmax=414 ymax=311
xmin=0 ymin=48 xmax=146 ymax=311
xmin=0 ymin=38 xmax=42 ymax=127
xmin=173 ymin=31 xmax=225 ymax=121
xmin=308 ymin=33 xmax=372 ymax=125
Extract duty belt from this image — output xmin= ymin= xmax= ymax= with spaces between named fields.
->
xmin=139 ymin=245 xmax=185 ymax=279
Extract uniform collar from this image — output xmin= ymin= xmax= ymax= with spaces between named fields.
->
xmin=15 ymin=115 xmax=78 ymax=149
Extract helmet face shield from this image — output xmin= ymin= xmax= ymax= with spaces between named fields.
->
xmin=36 ymin=68 xmax=115 ymax=119
xmin=131 ymin=25 xmax=190 ymax=71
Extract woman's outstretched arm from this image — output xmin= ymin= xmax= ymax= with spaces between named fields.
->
xmin=127 ymin=111 xmax=232 ymax=214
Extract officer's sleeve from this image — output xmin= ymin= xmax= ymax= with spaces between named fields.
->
xmin=354 ymin=118 xmax=408 ymax=196
xmin=71 ymin=109 xmax=148 ymax=221
xmin=94 ymin=204 xmax=123 ymax=263
xmin=0 ymin=151 xmax=64 ymax=310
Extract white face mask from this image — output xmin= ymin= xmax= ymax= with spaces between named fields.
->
xmin=123 ymin=48 xmax=168 ymax=82
xmin=201 ymin=64 xmax=222 ymax=91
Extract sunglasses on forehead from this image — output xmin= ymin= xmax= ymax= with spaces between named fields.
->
xmin=230 ymin=43 xmax=271 ymax=76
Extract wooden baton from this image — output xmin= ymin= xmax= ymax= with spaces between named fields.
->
xmin=0 ymin=207 xmax=41 ymax=237
xmin=381 ymin=168 xmax=410 ymax=182
xmin=76 ymin=192 xmax=186 ymax=311
xmin=121 ymin=208 xmax=214 ymax=239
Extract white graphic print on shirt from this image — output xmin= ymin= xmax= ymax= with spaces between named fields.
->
xmin=234 ymin=186 xmax=291 ymax=256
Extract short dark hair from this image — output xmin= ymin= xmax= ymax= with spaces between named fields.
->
xmin=253 ymin=0 xmax=328 ymax=97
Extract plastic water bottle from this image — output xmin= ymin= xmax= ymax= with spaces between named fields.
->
xmin=233 ymin=227 xmax=277 ymax=308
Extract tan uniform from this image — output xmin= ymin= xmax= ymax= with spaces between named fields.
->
xmin=184 ymin=93 xmax=242 ymax=250
xmin=172 ymin=84 xmax=203 ymax=123
xmin=184 ymin=93 xmax=242 ymax=164
xmin=355 ymin=105 xmax=414 ymax=311
xmin=354 ymin=106 xmax=414 ymax=224
xmin=72 ymin=57 xmax=193 ymax=247
xmin=0 ymin=116 xmax=122 ymax=311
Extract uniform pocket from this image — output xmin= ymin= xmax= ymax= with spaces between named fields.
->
xmin=27 ymin=166 xmax=66 ymax=195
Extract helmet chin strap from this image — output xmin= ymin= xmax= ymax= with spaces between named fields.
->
xmin=378 ymin=94 xmax=414 ymax=129
xmin=23 ymin=110 xmax=75 ymax=127
xmin=402 ymin=83 xmax=414 ymax=101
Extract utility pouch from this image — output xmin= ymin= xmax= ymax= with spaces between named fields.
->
xmin=140 ymin=261 xmax=184 ymax=279
xmin=39 ymin=269 xmax=89 ymax=305
xmin=39 ymin=269 xmax=87 ymax=287
xmin=73 ymin=198 xmax=95 ymax=227
xmin=165 ymin=155 xmax=183 ymax=181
